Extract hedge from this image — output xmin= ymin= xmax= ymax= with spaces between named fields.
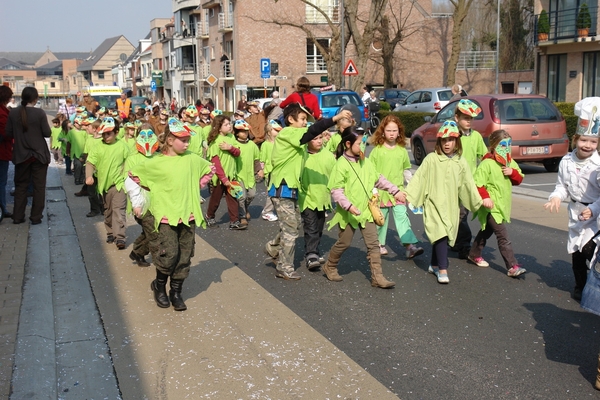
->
xmin=377 ymin=110 xmax=435 ymax=137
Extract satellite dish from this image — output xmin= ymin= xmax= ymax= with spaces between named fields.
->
xmin=119 ymin=53 xmax=127 ymax=62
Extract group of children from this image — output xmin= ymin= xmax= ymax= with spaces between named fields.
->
xmin=57 ymin=93 xmax=600 ymax=316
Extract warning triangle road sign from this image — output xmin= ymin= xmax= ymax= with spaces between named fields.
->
xmin=343 ymin=59 xmax=359 ymax=76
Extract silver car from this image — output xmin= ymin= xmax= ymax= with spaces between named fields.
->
xmin=393 ymin=87 xmax=457 ymax=113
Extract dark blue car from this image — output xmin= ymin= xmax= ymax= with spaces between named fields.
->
xmin=313 ymin=90 xmax=369 ymax=129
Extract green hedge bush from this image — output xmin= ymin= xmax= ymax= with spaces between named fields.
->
xmin=554 ymin=102 xmax=576 ymax=116
xmin=377 ymin=111 xmax=435 ymax=137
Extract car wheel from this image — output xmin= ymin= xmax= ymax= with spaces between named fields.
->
xmin=543 ymin=157 xmax=560 ymax=172
xmin=412 ymin=139 xmax=426 ymax=165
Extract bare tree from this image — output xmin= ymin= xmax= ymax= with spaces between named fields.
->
xmin=371 ymin=0 xmax=421 ymax=88
xmin=446 ymin=0 xmax=475 ymax=86
xmin=344 ymin=0 xmax=389 ymax=91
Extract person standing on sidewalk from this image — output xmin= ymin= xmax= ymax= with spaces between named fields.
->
xmin=5 ymin=87 xmax=51 ymax=225
xmin=545 ymin=97 xmax=600 ymax=300
xmin=0 ymin=85 xmax=14 ymax=220
xmin=126 ymin=118 xmax=214 ymax=311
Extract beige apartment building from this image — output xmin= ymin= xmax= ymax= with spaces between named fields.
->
xmin=158 ymin=0 xmax=526 ymax=110
xmin=535 ymin=0 xmax=599 ymax=102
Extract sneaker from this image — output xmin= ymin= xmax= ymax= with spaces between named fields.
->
xmin=129 ymin=251 xmax=150 ymax=267
xmin=306 ymin=255 xmax=321 ymax=271
xmin=428 ymin=265 xmax=449 ymax=283
xmin=406 ymin=245 xmax=424 ymax=259
xmin=86 ymin=211 xmax=100 ymax=217
xmin=507 ymin=265 xmax=526 ymax=277
xmin=206 ymin=217 xmax=218 ymax=228
xmin=379 ymin=245 xmax=388 ymax=255
xmin=318 ymin=256 xmax=326 ymax=264
xmin=229 ymin=220 xmax=247 ymax=230
xmin=275 ymin=269 xmax=301 ymax=280
xmin=262 ymin=212 xmax=278 ymax=222
xmin=239 ymin=218 xmax=249 ymax=228
xmin=264 ymin=242 xmax=279 ymax=259
xmin=106 ymin=235 xmax=115 ymax=244
xmin=115 ymin=240 xmax=126 ymax=250
xmin=468 ymin=256 xmax=489 ymax=268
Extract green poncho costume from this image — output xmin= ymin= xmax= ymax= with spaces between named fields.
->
xmin=87 ymin=139 xmax=129 ymax=194
xmin=328 ymin=156 xmax=379 ymax=230
xmin=369 ymin=144 xmax=411 ymax=206
xmin=405 ymin=152 xmax=482 ymax=246
xmin=236 ymin=140 xmax=260 ymax=189
xmin=299 ymin=149 xmax=336 ymax=212
xmin=130 ymin=152 xmax=213 ymax=230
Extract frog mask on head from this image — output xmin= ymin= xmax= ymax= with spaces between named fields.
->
xmin=136 ymin=129 xmax=159 ymax=157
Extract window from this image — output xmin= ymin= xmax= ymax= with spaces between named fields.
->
xmin=306 ymin=0 xmax=339 ymax=23
xmin=211 ymin=45 xmax=215 ymax=60
xmin=209 ymin=8 xmax=215 ymax=18
xmin=306 ymin=38 xmax=329 ymax=73
xmin=404 ymin=92 xmax=421 ymax=105
xmin=73 ymin=77 xmax=76 ymax=84
xmin=547 ymin=54 xmax=567 ymax=102
xmin=50 ymin=82 xmax=55 ymax=88
xmin=98 ymin=71 xmax=105 ymax=79
xmin=583 ymin=51 xmax=600 ymax=97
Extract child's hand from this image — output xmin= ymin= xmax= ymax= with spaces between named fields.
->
xmin=580 ymin=207 xmax=593 ymax=221
xmin=257 ymin=170 xmax=264 ymax=179
xmin=218 ymin=142 xmax=231 ymax=151
xmin=224 ymin=181 xmax=232 ymax=188
xmin=482 ymin=198 xmax=494 ymax=209
xmin=85 ymin=176 xmax=94 ymax=186
xmin=133 ymin=207 xmax=142 ymax=218
xmin=543 ymin=197 xmax=561 ymax=213
xmin=501 ymin=166 xmax=513 ymax=176
xmin=348 ymin=205 xmax=361 ymax=216
xmin=394 ymin=191 xmax=406 ymax=203
xmin=334 ymin=110 xmax=353 ymax=123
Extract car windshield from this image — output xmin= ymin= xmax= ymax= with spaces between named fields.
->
xmin=499 ymin=98 xmax=559 ymax=122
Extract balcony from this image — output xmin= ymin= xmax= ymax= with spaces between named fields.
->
xmin=218 ymin=13 xmax=233 ymax=31
xmin=306 ymin=54 xmax=327 ymax=73
xmin=535 ymin=6 xmax=598 ymax=44
xmin=457 ymin=51 xmax=497 ymax=70
xmin=306 ymin=5 xmax=339 ymax=24
xmin=172 ymin=35 xmax=197 ymax=49
xmin=220 ymin=60 xmax=234 ymax=79
xmin=196 ymin=21 xmax=209 ymax=38
xmin=179 ymin=63 xmax=196 ymax=78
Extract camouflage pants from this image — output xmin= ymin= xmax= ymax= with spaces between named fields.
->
xmin=269 ymin=197 xmax=301 ymax=272
xmin=150 ymin=221 xmax=196 ymax=280
xmin=132 ymin=212 xmax=157 ymax=257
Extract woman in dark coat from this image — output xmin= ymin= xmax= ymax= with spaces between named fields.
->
xmin=6 ymin=87 xmax=51 ymax=224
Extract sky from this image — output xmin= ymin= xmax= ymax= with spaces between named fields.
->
xmin=0 ymin=0 xmax=173 ymax=52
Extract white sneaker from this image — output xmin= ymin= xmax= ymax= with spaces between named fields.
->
xmin=262 ymin=212 xmax=278 ymax=222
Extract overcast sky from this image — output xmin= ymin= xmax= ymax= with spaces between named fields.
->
xmin=1 ymin=0 xmax=173 ymax=52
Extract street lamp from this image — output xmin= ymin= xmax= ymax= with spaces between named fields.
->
xmin=495 ymin=0 xmax=500 ymax=94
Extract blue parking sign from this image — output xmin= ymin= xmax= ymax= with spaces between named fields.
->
xmin=150 ymin=80 xmax=157 ymax=91
xmin=260 ymin=58 xmax=271 ymax=79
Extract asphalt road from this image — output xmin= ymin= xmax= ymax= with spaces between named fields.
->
xmin=197 ymin=183 xmax=599 ymax=399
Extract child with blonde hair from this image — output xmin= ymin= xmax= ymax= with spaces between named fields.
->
xmin=260 ymin=120 xmax=281 ymax=221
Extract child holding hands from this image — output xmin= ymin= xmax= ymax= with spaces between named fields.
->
xmin=468 ymin=129 xmax=526 ymax=278
xmin=405 ymin=121 xmax=483 ymax=284
xmin=323 ymin=126 xmax=402 ymax=288
xmin=369 ymin=114 xmax=423 ymax=259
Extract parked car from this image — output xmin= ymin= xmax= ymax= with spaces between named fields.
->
xmin=410 ymin=94 xmax=569 ymax=172
xmin=375 ymin=88 xmax=410 ymax=109
xmin=313 ymin=90 xmax=369 ymax=129
xmin=394 ymin=87 xmax=458 ymax=113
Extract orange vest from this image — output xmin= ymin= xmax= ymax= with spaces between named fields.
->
xmin=117 ymin=98 xmax=131 ymax=117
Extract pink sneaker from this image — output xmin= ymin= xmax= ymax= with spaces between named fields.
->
xmin=468 ymin=255 xmax=489 ymax=267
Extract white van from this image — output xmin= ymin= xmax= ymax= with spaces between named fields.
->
xmin=85 ymin=86 xmax=122 ymax=109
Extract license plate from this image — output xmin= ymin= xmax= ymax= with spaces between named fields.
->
xmin=523 ymin=146 xmax=549 ymax=155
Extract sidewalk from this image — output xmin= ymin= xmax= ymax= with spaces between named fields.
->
xmin=2 ymin=160 xmax=569 ymax=399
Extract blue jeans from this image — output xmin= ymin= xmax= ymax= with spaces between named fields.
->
xmin=0 ymin=160 xmax=8 ymax=213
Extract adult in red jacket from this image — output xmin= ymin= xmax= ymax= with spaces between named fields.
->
xmin=278 ymin=76 xmax=321 ymax=120
xmin=0 ymin=85 xmax=14 ymax=219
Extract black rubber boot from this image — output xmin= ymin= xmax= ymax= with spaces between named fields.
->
xmin=169 ymin=279 xmax=187 ymax=311
xmin=151 ymin=271 xmax=170 ymax=308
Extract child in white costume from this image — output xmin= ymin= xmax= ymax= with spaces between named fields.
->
xmin=545 ymin=97 xmax=600 ymax=300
